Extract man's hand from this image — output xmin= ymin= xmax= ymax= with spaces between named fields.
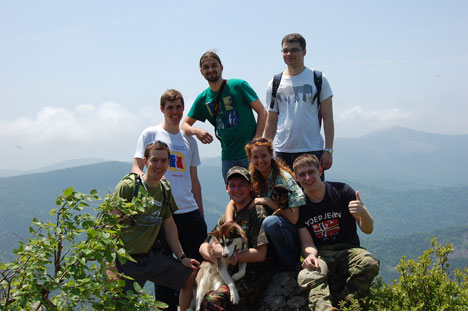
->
xmin=320 ymin=151 xmax=333 ymax=170
xmin=181 ymin=257 xmax=200 ymax=270
xmin=196 ymin=129 xmax=213 ymax=144
xmin=302 ymin=254 xmax=319 ymax=269
xmin=252 ymin=197 xmax=276 ymax=210
xmin=105 ymin=262 xmax=119 ymax=282
xmin=207 ymin=240 xmax=223 ymax=263
xmin=348 ymin=191 xmax=366 ymax=217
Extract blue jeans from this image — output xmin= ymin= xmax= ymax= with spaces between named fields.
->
xmin=263 ymin=215 xmax=301 ymax=269
xmin=221 ymin=157 xmax=250 ymax=183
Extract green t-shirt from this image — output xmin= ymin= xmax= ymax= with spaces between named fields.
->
xmin=113 ymin=175 xmax=178 ymax=254
xmin=188 ymin=79 xmax=259 ymax=160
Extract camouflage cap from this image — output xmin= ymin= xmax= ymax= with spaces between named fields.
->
xmin=226 ymin=166 xmax=251 ymax=184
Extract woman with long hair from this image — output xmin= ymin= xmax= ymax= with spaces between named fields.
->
xmin=224 ymin=138 xmax=305 ymax=269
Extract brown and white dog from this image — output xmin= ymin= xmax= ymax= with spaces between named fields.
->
xmin=192 ymin=222 xmax=248 ymax=310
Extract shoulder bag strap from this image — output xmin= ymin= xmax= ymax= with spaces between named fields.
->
xmin=212 ymin=79 xmax=227 ymax=141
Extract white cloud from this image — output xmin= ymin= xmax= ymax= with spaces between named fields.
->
xmin=0 ymin=102 xmax=160 ymax=144
xmin=0 ymin=101 xmax=222 ymax=170
xmin=337 ymin=106 xmax=413 ymax=123
xmin=334 ymin=106 xmax=414 ymax=137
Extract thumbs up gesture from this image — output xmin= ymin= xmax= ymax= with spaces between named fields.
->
xmin=348 ymin=191 xmax=365 ymax=217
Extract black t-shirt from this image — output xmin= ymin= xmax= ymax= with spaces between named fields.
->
xmin=297 ymin=182 xmax=360 ymax=247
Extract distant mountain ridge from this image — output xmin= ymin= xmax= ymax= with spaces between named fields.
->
xmin=1 ymin=127 xmax=467 ymax=283
xmin=0 ymin=158 xmax=107 ymax=178
xmin=329 ymin=126 xmax=468 ymax=189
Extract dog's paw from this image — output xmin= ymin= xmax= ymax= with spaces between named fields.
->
xmin=229 ymin=287 xmax=240 ymax=305
xmin=231 ymin=271 xmax=246 ymax=282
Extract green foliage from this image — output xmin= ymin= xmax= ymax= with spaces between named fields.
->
xmin=363 ymin=225 xmax=468 ymax=283
xmin=341 ymin=237 xmax=468 ymax=311
xmin=0 ymin=187 xmax=166 ymax=310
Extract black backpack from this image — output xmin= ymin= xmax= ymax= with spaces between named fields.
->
xmin=269 ymin=70 xmax=323 ymax=127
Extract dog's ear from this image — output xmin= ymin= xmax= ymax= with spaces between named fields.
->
xmin=209 ymin=228 xmax=220 ymax=238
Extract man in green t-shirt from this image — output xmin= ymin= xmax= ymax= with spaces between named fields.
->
xmin=181 ymin=51 xmax=267 ymax=182
xmin=108 ymin=141 xmax=199 ymax=311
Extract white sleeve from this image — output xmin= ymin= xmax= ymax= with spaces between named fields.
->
xmin=188 ymin=135 xmax=201 ymax=166
xmin=320 ymin=74 xmax=333 ymax=102
xmin=134 ymin=131 xmax=147 ymax=159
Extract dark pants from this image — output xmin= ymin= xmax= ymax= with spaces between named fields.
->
xmin=276 ymin=151 xmax=325 ymax=181
xmin=155 ymin=209 xmax=207 ymax=310
xmin=116 ymin=248 xmax=192 ymax=293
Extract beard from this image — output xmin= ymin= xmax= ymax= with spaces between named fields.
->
xmin=205 ymin=73 xmax=221 ymax=83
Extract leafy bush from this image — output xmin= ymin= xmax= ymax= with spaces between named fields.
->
xmin=341 ymin=237 xmax=468 ymax=311
xmin=0 ymin=187 xmax=165 ymax=310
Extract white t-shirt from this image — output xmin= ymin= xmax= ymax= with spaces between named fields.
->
xmin=134 ymin=124 xmax=201 ymax=214
xmin=266 ymin=67 xmax=333 ymax=153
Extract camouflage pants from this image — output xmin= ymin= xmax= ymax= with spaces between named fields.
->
xmin=201 ymin=269 xmax=271 ymax=311
xmin=297 ymin=244 xmax=379 ymax=311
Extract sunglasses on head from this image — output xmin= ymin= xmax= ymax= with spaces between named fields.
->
xmin=148 ymin=140 xmax=169 ymax=148
xmin=249 ymin=138 xmax=269 ymax=145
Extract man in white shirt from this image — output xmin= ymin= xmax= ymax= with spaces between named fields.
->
xmin=265 ymin=33 xmax=334 ymax=179
xmin=132 ymin=89 xmax=207 ymax=309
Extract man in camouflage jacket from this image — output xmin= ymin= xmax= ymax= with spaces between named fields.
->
xmin=199 ymin=166 xmax=274 ymax=310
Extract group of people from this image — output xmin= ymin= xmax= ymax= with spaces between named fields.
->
xmin=107 ymin=33 xmax=380 ymax=311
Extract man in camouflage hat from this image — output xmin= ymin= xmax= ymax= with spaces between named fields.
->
xmin=293 ymin=154 xmax=379 ymax=310
xmin=198 ymin=166 xmax=273 ymax=310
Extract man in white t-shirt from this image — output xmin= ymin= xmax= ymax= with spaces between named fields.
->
xmin=265 ymin=33 xmax=334 ymax=179
xmin=132 ymin=89 xmax=207 ymax=310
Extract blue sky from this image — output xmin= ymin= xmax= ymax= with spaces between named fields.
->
xmin=1 ymin=0 xmax=467 ymax=170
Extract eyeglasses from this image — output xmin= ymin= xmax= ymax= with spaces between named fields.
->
xmin=281 ymin=48 xmax=302 ymax=54
xmin=249 ymin=137 xmax=269 ymax=145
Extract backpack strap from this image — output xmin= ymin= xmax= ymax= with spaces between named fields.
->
xmin=129 ymin=174 xmax=172 ymax=214
xmin=313 ymin=70 xmax=323 ymax=128
xmin=133 ymin=173 xmax=142 ymax=199
xmin=269 ymin=72 xmax=283 ymax=109
xmin=159 ymin=179 xmax=173 ymax=214
xmin=212 ymin=79 xmax=227 ymax=141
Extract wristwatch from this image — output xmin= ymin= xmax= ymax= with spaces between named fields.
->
xmin=179 ymin=254 xmax=186 ymax=261
xmin=324 ymin=148 xmax=334 ymax=155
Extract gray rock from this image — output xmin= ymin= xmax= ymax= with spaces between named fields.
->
xmin=260 ymin=270 xmax=309 ymax=311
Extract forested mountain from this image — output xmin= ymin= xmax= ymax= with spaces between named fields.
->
xmin=328 ymin=126 xmax=468 ymax=189
xmin=362 ymin=225 xmax=468 ymax=282
xmin=1 ymin=127 xmax=467 ymax=283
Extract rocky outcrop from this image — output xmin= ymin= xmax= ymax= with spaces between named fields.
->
xmin=260 ymin=270 xmax=309 ymax=311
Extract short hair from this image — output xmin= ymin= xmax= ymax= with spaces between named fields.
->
xmin=199 ymin=51 xmax=222 ymax=68
xmin=144 ymin=141 xmax=170 ymax=159
xmin=281 ymin=33 xmax=306 ymax=50
xmin=160 ymin=89 xmax=184 ymax=109
xmin=293 ymin=153 xmax=320 ymax=174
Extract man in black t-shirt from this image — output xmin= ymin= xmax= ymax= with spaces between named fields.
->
xmin=292 ymin=154 xmax=379 ymax=310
